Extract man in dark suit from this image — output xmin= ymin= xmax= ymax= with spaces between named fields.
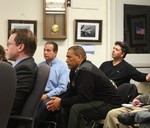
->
xmin=6 ymin=28 xmax=37 ymax=119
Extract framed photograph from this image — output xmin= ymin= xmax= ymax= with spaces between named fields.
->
xmin=130 ymin=15 xmax=147 ymax=45
xmin=8 ymin=20 xmax=37 ymax=38
xmin=75 ymin=20 xmax=102 ymax=44
xmin=46 ymin=0 xmax=65 ymax=11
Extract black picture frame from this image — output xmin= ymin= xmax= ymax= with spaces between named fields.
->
xmin=75 ymin=20 xmax=102 ymax=44
xmin=8 ymin=20 xmax=37 ymax=38
xmin=130 ymin=15 xmax=147 ymax=45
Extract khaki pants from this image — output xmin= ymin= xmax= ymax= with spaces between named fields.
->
xmin=103 ymin=107 xmax=148 ymax=128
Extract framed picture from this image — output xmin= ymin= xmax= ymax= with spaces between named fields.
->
xmin=75 ymin=20 xmax=102 ymax=44
xmin=43 ymin=0 xmax=67 ymax=39
xmin=8 ymin=20 xmax=37 ymax=38
xmin=130 ymin=15 xmax=147 ymax=45
xmin=46 ymin=0 xmax=65 ymax=11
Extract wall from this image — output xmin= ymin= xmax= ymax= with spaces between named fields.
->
xmin=67 ymin=0 xmax=107 ymax=66
xmin=0 ymin=0 xmax=107 ymax=67
xmin=0 ymin=0 xmax=44 ymax=63
xmin=0 ymin=0 xmax=150 ymax=69
xmin=115 ymin=0 xmax=150 ymax=67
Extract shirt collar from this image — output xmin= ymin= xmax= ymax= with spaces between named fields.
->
xmin=46 ymin=58 xmax=57 ymax=66
xmin=13 ymin=56 xmax=29 ymax=67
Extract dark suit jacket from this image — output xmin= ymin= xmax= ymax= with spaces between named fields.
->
xmin=11 ymin=57 xmax=37 ymax=115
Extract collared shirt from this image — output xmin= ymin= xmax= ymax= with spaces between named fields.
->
xmin=13 ymin=56 xmax=29 ymax=67
xmin=39 ymin=58 xmax=69 ymax=98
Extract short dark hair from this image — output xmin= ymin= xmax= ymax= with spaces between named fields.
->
xmin=115 ymin=41 xmax=129 ymax=58
xmin=45 ymin=41 xmax=58 ymax=52
xmin=68 ymin=45 xmax=86 ymax=59
xmin=0 ymin=45 xmax=7 ymax=61
xmin=11 ymin=28 xmax=37 ymax=56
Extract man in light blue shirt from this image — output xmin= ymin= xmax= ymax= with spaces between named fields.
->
xmin=40 ymin=58 xmax=68 ymax=98
xmin=35 ymin=41 xmax=69 ymax=128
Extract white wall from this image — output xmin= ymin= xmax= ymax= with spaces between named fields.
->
xmin=115 ymin=0 xmax=150 ymax=67
xmin=0 ymin=0 xmax=107 ymax=67
xmin=0 ymin=0 xmax=150 ymax=69
xmin=67 ymin=0 xmax=107 ymax=67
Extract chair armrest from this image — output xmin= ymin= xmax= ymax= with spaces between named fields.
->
xmin=42 ymin=121 xmax=57 ymax=128
xmin=10 ymin=115 xmax=33 ymax=122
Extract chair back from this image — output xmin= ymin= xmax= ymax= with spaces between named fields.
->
xmin=19 ymin=64 xmax=50 ymax=127
xmin=137 ymin=82 xmax=150 ymax=94
xmin=117 ymin=83 xmax=138 ymax=103
xmin=0 ymin=62 xmax=16 ymax=128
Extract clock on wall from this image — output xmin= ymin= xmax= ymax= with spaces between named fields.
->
xmin=43 ymin=0 xmax=67 ymax=39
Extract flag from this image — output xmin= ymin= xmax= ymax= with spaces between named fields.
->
xmin=136 ymin=27 xmax=145 ymax=35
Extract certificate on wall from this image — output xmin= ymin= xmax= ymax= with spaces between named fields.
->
xmin=46 ymin=0 xmax=65 ymax=11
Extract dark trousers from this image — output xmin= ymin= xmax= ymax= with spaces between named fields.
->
xmin=34 ymin=98 xmax=59 ymax=128
xmin=56 ymin=107 xmax=70 ymax=128
xmin=34 ymin=99 xmax=49 ymax=128
xmin=57 ymin=101 xmax=120 ymax=128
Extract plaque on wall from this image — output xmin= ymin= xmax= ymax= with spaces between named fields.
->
xmin=43 ymin=0 xmax=67 ymax=39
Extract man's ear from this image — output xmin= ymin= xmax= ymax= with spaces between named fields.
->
xmin=18 ymin=43 xmax=25 ymax=52
xmin=121 ymin=52 xmax=125 ymax=58
xmin=54 ymin=51 xmax=58 ymax=54
xmin=78 ymin=54 xmax=83 ymax=62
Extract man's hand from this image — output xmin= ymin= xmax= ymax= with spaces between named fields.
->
xmin=41 ymin=94 xmax=48 ymax=102
xmin=46 ymin=97 xmax=61 ymax=112
xmin=146 ymin=74 xmax=150 ymax=81
xmin=131 ymin=99 xmax=143 ymax=107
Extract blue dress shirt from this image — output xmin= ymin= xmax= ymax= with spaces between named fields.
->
xmin=39 ymin=58 xmax=69 ymax=98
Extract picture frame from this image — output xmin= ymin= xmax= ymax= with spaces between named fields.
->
xmin=75 ymin=20 xmax=102 ymax=44
xmin=130 ymin=15 xmax=147 ymax=45
xmin=46 ymin=0 xmax=65 ymax=11
xmin=8 ymin=20 xmax=37 ymax=38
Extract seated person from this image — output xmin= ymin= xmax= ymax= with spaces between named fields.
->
xmin=0 ymin=44 xmax=11 ymax=64
xmin=99 ymin=41 xmax=150 ymax=87
xmin=46 ymin=45 xmax=123 ymax=128
xmin=135 ymin=110 xmax=150 ymax=128
xmin=101 ymin=41 xmax=150 ymax=128
xmin=104 ymin=94 xmax=150 ymax=128
xmin=6 ymin=28 xmax=37 ymax=128
xmin=34 ymin=42 xmax=69 ymax=128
